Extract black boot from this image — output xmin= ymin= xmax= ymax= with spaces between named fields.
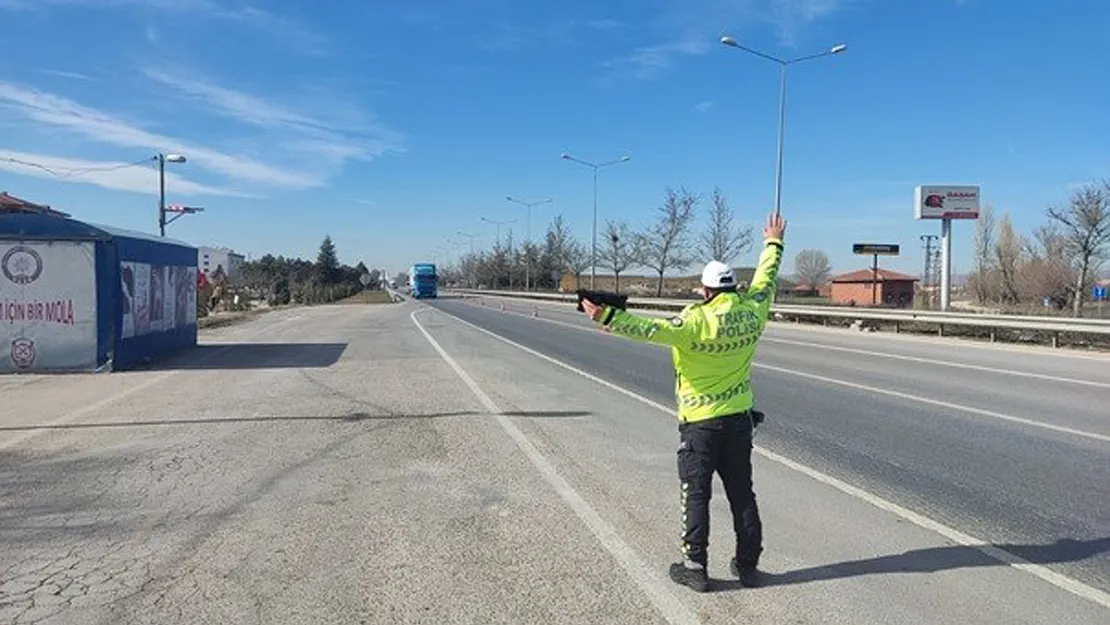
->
xmin=668 ymin=561 xmax=709 ymax=593
xmin=730 ymin=557 xmax=762 ymax=588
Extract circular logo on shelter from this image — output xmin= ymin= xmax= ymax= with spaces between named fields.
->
xmin=11 ymin=338 xmax=35 ymax=368
xmin=2 ymin=246 xmax=44 ymax=285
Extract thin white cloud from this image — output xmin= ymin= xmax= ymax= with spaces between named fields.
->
xmin=40 ymin=69 xmax=93 ymax=81
xmin=0 ymin=149 xmax=253 ymax=197
xmin=140 ymin=68 xmax=403 ymax=164
xmin=1 ymin=0 xmax=327 ymax=55
xmin=695 ymin=101 xmax=714 ymax=113
xmin=769 ymin=0 xmax=857 ymax=46
xmin=602 ymin=36 xmax=712 ymax=82
xmin=604 ymin=0 xmax=858 ymax=81
xmin=0 ymin=80 xmax=322 ymax=188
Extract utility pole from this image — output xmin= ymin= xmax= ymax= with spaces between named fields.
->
xmin=153 ymin=153 xmax=188 ymax=236
xmin=920 ymin=234 xmax=938 ymax=308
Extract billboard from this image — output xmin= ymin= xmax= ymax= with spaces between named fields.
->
xmin=853 ymin=243 xmax=900 ymax=255
xmin=0 ymin=241 xmax=98 ymax=372
xmin=121 ymin=261 xmax=197 ymax=340
xmin=914 ymin=185 xmax=980 ymax=220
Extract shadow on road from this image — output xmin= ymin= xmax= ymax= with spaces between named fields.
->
xmin=710 ymin=537 xmax=1110 ymax=591
xmin=141 ymin=342 xmax=349 ymax=370
xmin=0 ymin=411 xmax=593 ymax=433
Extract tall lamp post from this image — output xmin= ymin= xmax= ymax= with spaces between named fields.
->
xmin=506 ymin=195 xmax=553 ymax=290
xmin=153 ymin=153 xmax=187 ymax=236
xmin=481 ymin=217 xmax=515 ymax=247
xmin=719 ymin=37 xmax=846 ymax=217
xmin=560 ymin=152 xmax=630 ymax=289
xmin=481 ymin=217 xmax=515 ymax=289
xmin=456 ymin=230 xmax=480 ymax=287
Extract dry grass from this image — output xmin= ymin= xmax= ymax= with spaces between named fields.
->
xmin=336 ymin=290 xmax=396 ymax=304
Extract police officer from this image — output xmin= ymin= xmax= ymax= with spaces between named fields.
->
xmin=580 ymin=212 xmax=785 ymax=592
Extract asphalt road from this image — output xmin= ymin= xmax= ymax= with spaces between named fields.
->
xmin=1 ymin=296 xmax=1107 ymax=624
xmin=426 ymin=295 xmax=1110 ymax=600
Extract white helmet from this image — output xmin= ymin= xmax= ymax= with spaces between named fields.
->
xmin=700 ymin=260 xmax=736 ymax=289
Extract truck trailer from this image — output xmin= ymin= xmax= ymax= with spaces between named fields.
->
xmin=409 ymin=263 xmax=437 ymax=299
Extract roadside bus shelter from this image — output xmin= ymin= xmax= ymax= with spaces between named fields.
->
xmin=0 ymin=213 xmax=198 ymax=372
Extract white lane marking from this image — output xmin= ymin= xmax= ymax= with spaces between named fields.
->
xmin=464 ymin=301 xmax=1110 ymax=445
xmin=763 ymin=336 xmax=1110 ymax=389
xmin=429 ymin=305 xmax=1110 ymax=610
xmin=756 ymin=363 xmax=1110 ymax=444
xmin=410 ymin=310 xmax=701 ymax=625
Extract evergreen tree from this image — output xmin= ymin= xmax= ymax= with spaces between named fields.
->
xmin=317 ymin=235 xmax=340 ymax=285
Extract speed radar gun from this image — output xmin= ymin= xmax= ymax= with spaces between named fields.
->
xmin=575 ymin=289 xmax=628 ymax=313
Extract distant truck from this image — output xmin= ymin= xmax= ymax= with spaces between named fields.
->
xmin=409 ymin=263 xmax=438 ymax=299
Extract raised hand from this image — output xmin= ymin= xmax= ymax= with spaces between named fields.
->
xmin=764 ymin=212 xmax=786 ymax=241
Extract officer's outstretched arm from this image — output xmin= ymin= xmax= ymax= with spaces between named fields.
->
xmin=595 ymin=305 xmax=703 ymax=347
xmin=747 ymin=237 xmax=784 ymax=324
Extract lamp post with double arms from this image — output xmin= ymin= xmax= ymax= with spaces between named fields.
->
xmin=560 ymin=152 xmax=630 ymax=289
xmin=506 ymin=195 xmax=553 ymax=290
xmin=719 ymin=37 xmax=846 ymax=217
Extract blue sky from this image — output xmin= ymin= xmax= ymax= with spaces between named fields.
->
xmin=1 ymin=0 xmax=1107 ymax=278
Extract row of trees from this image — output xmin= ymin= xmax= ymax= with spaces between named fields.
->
xmin=440 ymin=186 xmax=838 ymax=297
xmin=967 ymin=180 xmax=1110 ymax=316
xmin=442 ymin=187 xmax=758 ymax=295
xmin=238 ymin=236 xmax=380 ymax=306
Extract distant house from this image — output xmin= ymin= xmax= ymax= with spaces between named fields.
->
xmin=0 ymin=192 xmax=70 ymax=218
xmin=790 ymin=282 xmax=830 ymax=297
xmin=829 ymin=268 xmax=918 ymax=308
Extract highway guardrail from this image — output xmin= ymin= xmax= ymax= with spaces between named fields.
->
xmin=448 ymin=289 xmax=1110 ymax=349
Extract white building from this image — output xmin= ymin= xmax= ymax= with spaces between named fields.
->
xmin=198 ymin=246 xmax=245 ymax=281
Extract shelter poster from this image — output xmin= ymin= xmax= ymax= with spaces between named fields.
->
xmin=121 ymin=262 xmax=151 ymax=338
xmin=0 ymin=241 xmax=98 ymax=372
xmin=121 ymin=262 xmax=196 ymax=338
xmin=149 ymin=265 xmax=165 ymax=333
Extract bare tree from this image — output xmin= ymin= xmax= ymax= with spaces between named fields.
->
xmin=639 ymin=187 xmax=698 ymax=296
xmin=1021 ymin=225 xmax=1074 ymax=310
xmin=794 ymin=249 xmax=832 ymax=293
xmin=994 ymin=212 xmax=1023 ymax=305
xmin=1047 ymin=181 xmax=1110 ymax=316
xmin=969 ymin=203 xmax=997 ymax=304
xmin=563 ymin=239 xmax=591 ymax=291
xmin=700 ymin=187 xmax=753 ymax=265
xmin=603 ymin=220 xmax=641 ymax=294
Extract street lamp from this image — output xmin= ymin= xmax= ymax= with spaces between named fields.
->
xmin=456 ymin=230 xmax=479 ymax=287
xmin=560 ymin=152 xmax=631 ymax=289
xmin=152 ymin=153 xmax=188 ymax=236
xmin=481 ymin=217 xmax=515 ymax=247
xmin=719 ymin=36 xmax=846 ymax=217
xmin=506 ymin=195 xmax=553 ymax=290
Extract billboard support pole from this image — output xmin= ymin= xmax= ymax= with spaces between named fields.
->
xmin=940 ymin=218 xmax=952 ymax=311
xmin=871 ymin=253 xmax=879 ymax=306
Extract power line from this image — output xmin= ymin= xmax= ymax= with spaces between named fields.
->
xmin=0 ymin=155 xmax=152 ymax=179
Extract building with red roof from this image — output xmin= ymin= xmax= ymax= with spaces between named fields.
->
xmin=0 ymin=192 xmax=70 ymax=218
xmin=829 ymin=268 xmax=918 ymax=308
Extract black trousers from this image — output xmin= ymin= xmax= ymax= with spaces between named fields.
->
xmin=677 ymin=412 xmax=763 ymax=568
